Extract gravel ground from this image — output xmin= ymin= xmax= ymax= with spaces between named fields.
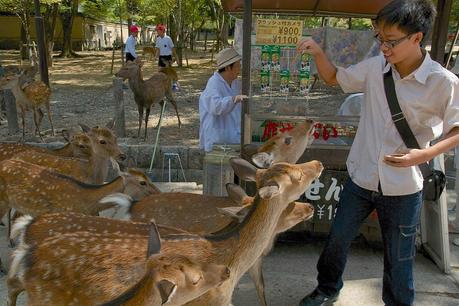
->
xmin=0 ymin=50 xmax=347 ymax=146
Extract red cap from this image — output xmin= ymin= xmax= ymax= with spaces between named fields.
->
xmin=156 ymin=24 xmax=166 ymax=31
xmin=130 ymin=25 xmax=139 ymax=33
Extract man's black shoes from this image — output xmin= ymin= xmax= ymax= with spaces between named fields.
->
xmin=299 ymin=289 xmax=339 ymax=306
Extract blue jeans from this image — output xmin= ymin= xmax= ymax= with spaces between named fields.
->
xmin=316 ymin=179 xmax=423 ymax=306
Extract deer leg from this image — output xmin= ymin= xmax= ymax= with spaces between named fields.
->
xmin=166 ymin=92 xmax=181 ymax=128
xmin=45 ymin=102 xmax=54 ymax=136
xmin=144 ymin=106 xmax=151 ymax=140
xmin=137 ymin=105 xmax=144 ymax=138
xmin=248 ymin=258 xmax=268 ymax=306
xmin=20 ymin=109 xmax=26 ymax=140
xmin=32 ymin=107 xmax=43 ymax=141
xmin=155 ymin=101 xmax=165 ymax=129
xmin=7 ymin=273 xmax=24 ymax=306
xmin=35 ymin=108 xmax=44 ymax=133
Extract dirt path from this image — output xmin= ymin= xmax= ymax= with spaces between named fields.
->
xmin=0 ymin=50 xmax=347 ymax=145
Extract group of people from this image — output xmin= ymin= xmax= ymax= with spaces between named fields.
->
xmin=124 ymin=1 xmax=459 ymax=305
xmin=124 ymin=23 xmax=177 ymax=67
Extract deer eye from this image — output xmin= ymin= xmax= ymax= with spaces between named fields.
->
xmin=140 ymin=181 xmax=147 ymax=186
xmin=99 ymin=140 xmax=106 ymax=145
xmin=192 ymin=274 xmax=203 ymax=285
xmin=284 ymin=137 xmax=292 ymax=145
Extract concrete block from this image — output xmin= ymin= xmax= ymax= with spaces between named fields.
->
xmin=188 ymin=148 xmax=204 ymax=169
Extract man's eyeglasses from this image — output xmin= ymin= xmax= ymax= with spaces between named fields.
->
xmin=374 ymin=34 xmax=412 ymax=49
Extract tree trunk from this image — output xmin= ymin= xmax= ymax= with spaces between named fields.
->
xmin=44 ymin=3 xmax=58 ymax=66
xmin=59 ymin=0 xmax=79 ymax=58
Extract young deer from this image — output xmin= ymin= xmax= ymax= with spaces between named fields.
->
xmin=115 ymin=59 xmax=181 ymax=139
xmin=9 ymin=216 xmax=230 ymax=306
xmin=0 ymin=159 xmax=159 ymax=218
xmin=244 ymin=119 xmax=315 ymax=168
xmin=0 ymin=67 xmax=54 ymax=140
xmin=9 ymin=158 xmax=323 ymax=306
xmin=0 ymin=121 xmax=124 ymax=163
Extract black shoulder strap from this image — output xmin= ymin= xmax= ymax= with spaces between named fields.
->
xmin=382 ymin=66 xmax=432 ymax=178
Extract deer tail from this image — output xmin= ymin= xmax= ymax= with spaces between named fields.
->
xmin=9 ymin=215 xmax=34 ymax=281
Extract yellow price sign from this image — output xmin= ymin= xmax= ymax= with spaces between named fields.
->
xmin=256 ymin=19 xmax=303 ymax=46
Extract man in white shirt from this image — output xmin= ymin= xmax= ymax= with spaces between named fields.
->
xmin=297 ymin=1 xmax=459 ymax=306
xmin=124 ymin=25 xmax=139 ymax=62
xmin=155 ymin=24 xmax=177 ymax=67
xmin=199 ymin=47 xmax=247 ymax=152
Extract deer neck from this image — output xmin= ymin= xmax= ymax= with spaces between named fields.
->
xmin=9 ymin=82 xmax=29 ymax=107
xmin=51 ymin=143 xmax=75 ymax=157
xmin=88 ymin=154 xmax=109 ymax=184
xmin=211 ymin=195 xmax=286 ymax=284
xmin=128 ymin=70 xmax=145 ymax=95
xmin=80 ymin=176 xmax=125 ymax=214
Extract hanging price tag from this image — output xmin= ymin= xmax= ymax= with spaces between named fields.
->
xmin=256 ymin=19 xmax=303 ymax=46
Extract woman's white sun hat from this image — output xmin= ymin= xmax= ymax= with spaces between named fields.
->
xmin=216 ymin=47 xmax=242 ymax=70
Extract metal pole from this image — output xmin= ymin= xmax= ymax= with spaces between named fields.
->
xmin=430 ymin=0 xmax=452 ymax=65
xmin=446 ymin=21 xmax=459 ymax=68
xmin=240 ymin=0 xmax=252 ymax=150
xmin=33 ymin=0 xmax=49 ymax=86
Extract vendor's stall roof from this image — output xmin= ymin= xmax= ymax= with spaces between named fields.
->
xmin=222 ymin=0 xmax=393 ymax=17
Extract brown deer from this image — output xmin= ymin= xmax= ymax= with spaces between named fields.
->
xmin=244 ymin=119 xmax=315 ymax=168
xmin=0 ymin=121 xmax=124 ymax=163
xmin=8 ymin=216 xmax=230 ymax=306
xmin=7 ymin=158 xmax=323 ymax=306
xmin=115 ymin=58 xmax=181 ymax=139
xmin=0 ymin=159 xmax=159 ymax=219
xmin=0 ymin=67 xmax=54 ymax=140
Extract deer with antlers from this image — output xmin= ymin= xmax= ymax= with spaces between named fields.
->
xmin=115 ymin=58 xmax=181 ymax=139
xmin=8 ymin=216 xmax=230 ymax=306
xmin=6 ymin=158 xmax=323 ymax=306
xmin=0 ymin=65 xmax=54 ymax=140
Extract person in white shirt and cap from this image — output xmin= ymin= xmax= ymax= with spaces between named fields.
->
xmin=124 ymin=25 xmax=139 ymax=62
xmin=199 ymin=47 xmax=247 ymax=152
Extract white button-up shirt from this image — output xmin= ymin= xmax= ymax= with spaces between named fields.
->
xmin=156 ymin=35 xmax=174 ymax=56
xmin=336 ymin=52 xmax=459 ymax=196
xmin=124 ymin=35 xmax=137 ymax=57
xmin=199 ymin=72 xmax=241 ymax=152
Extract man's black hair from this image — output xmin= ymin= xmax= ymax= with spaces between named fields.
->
xmin=218 ymin=62 xmax=236 ymax=73
xmin=375 ymin=0 xmax=436 ymax=42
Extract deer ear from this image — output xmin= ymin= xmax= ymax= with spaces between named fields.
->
xmin=157 ymin=279 xmax=177 ymax=305
xmin=79 ymin=123 xmax=91 ymax=133
xmin=225 ymin=183 xmax=248 ymax=205
xmin=147 ymin=220 xmax=161 ymax=257
xmin=252 ymin=152 xmax=273 ymax=169
xmin=230 ymin=158 xmax=257 ymax=181
xmin=258 ymin=184 xmax=280 ymax=199
xmin=106 ymin=119 xmax=115 ymax=130
xmin=217 ymin=206 xmax=246 ymax=222
xmin=242 ymin=143 xmax=259 ymax=159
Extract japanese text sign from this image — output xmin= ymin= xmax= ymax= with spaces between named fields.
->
xmin=256 ymin=19 xmax=303 ymax=46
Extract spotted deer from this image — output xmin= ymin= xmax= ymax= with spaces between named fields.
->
xmin=115 ymin=58 xmax=181 ymax=139
xmin=0 ymin=66 xmax=53 ymax=140
xmin=8 ymin=216 xmax=230 ymax=306
xmin=8 ymin=158 xmax=323 ymax=306
xmin=0 ymin=159 xmax=159 ymax=219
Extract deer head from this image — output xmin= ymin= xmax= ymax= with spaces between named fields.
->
xmin=230 ymin=157 xmax=323 ymax=203
xmin=115 ymin=61 xmax=140 ymax=81
xmin=79 ymin=123 xmax=126 ymax=163
xmin=248 ymin=119 xmax=316 ymax=168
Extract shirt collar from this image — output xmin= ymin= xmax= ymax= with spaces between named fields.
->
xmin=381 ymin=50 xmax=432 ymax=85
